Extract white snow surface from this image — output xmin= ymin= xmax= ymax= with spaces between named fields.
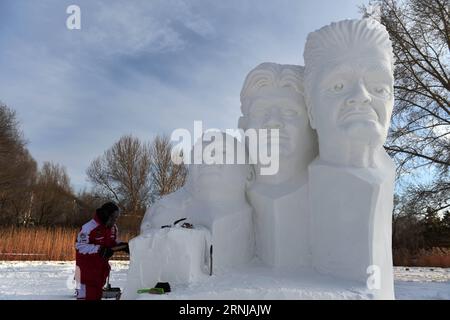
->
xmin=0 ymin=261 xmax=448 ymax=300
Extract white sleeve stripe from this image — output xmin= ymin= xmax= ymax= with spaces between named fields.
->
xmin=75 ymin=219 xmax=100 ymax=255
xmin=80 ymin=219 xmax=99 ymax=234
xmin=76 ymin=242 xmax=100 ymax=254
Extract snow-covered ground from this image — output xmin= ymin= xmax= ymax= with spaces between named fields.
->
xmin=0 ymin=261 xmax=448 ymax=300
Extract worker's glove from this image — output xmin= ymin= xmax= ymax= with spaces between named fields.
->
xmin=116 ymin=242 xmax=130 ymax=254
xmin=98 ymin=246 xmax=114 ymax=259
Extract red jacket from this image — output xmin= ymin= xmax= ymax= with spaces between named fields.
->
xmin=75 ymin=214 xmax=119 ymax=285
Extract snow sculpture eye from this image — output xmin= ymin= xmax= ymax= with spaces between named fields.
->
xmin=251 ymin=106 xmax=268 ymax=117
xmin=331 ymin=83 xmax=344 ymax=93
xmin=373 ymin=86 xmax=391 ymax=98
xmin=281 ymin=108 xmax=298 ymax=117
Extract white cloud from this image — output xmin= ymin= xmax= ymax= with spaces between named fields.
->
xmin=81 ymin=0 xmax=216 ymax=56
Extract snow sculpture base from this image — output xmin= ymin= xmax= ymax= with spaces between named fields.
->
xmin=122 ymin=227 xmax=210 ymax=300
xmin=247 ymin=177 xmax=311 ymax=268
xmin=308 ymin=154 xmax=395 ymax=299
xmin=133 ymin=260 xmax=379 ymax=300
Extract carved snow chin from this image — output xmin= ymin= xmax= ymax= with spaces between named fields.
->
xmin=339 ymin=120 xmax=384 ymax=145
xmin=337 ymin=105 xmax=384 ymax=143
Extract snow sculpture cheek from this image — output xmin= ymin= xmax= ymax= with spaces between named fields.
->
xmin=364 ymin=63 xmax=394 ymax=142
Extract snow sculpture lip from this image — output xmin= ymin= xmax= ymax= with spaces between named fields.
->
xmin=266 ymin=131 xmax=289 ymax=145
xmin=338 ymin=107 xmax=379 ymax=123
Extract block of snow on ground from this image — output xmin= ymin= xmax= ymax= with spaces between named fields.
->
xmin=122 ymin=227 xmax=210 ymax=300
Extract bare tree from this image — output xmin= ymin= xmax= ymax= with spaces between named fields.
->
xmin=86 ymin=134 xmax=187 ymax=219
xmin=150 ymin=134 xmax=187 ymax=200
xmin=72 ymin=189 xmax=105 ymax=226
xmin=0 ymin=103 xmax=27 ymax=189
xmin=6 ymin=150 xmax=37 ymax=225
xmin=31 ymin=162 xmax=75 ymax=225
xmin=0 ymin=103 xmax=37 ymax=225
xmin=0 ymin=103 xmax=82 ymax=226
xmin=87 ymin=135 xmax=152 ymax=216
xmin=0 ymin=103 xmax=23 ymax=154
xmin=362 ymin=0 xmax=449 ymax=215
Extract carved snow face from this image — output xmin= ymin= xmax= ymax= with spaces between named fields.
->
xmin=188 ymin=163 xmax=249 ymax=202
xmin=188 ymin=140 xmax=249 ymax=200
xmin=309 ymin=56 xmax=394 ymax=147
xmin=244 ymin=87 xmax=310 ymax=159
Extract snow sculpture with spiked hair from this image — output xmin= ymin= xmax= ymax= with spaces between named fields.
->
xmin=304 ymin=18 xmax=394 ymax=168
xmin=304 ymin=19 xmax=397 ymax=299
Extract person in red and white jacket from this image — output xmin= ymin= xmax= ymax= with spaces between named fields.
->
xmin=75 ymin=202 xmax=129 ymax=300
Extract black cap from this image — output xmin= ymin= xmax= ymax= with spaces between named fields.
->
xmin=96 ymin=202 xmax=119 ymax=225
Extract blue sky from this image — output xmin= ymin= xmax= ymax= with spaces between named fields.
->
xmin=0 ymin=0 xmax=369 ymax=191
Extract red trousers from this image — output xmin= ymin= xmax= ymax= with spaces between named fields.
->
xmin=76 ymin=283 xmax=104 ymax=300
xmin=75 ymin=259 xmax=110 ymax=300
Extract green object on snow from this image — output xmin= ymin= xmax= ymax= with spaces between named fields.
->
xmin=137 ymin=287 xmax=165 ymax=294
xmin=137 ymin=288 xmax=151 ymax=294
xmin=149 ymin=288 xmax=165 ymax=294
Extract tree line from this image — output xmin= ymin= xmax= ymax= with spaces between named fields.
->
xmin=0 ymin=103 xmax=186 ymax=228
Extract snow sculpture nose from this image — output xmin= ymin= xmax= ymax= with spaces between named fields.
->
xmin=263 ymin=107 xmax=285 ymax=129
xmin=346 ymin=81 xmax=372 ymax=107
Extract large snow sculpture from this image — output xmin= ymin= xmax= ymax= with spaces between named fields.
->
xmin=123 ymin=18 xmax=397 ymax=300
xmin=122 ymin=134 xmax=254 ymax=299
xmin=238 ymin=63 xmax=317 ymax=268
xmin=303 ymin=19 xmax=396 ymax=299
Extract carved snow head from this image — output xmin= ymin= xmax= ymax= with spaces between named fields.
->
xmin=186 ymin=132 xmax=252 ymax=201
xmin=304 ymin=18 xmax=394 ymax=150
xmin=238 ymin=63 xmax=315 ymax=162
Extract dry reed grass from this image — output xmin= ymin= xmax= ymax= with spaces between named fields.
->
xmin=394 ymin=247 xmax=450 ymax=267
xmin=0 ymin=227 xmax=137 ymax=261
